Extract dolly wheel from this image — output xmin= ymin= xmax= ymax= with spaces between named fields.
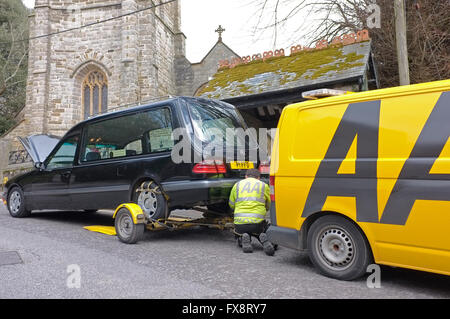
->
xmin=115 ymin=208 xmax=145 ymax=244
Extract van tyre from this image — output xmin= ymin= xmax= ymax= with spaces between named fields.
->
xmin=7 ymin=187 xmax=31 ymax=218
xmin=115 ymin=208 xmax=145 ymax=244
xmin=307 ymin=215 xmax=373 ymax=281
xmin=133 ymin=181 xmax=167 ymax=220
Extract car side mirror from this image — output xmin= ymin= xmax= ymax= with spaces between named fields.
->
xmin=34 ymin=162 xmax=43 ymax=170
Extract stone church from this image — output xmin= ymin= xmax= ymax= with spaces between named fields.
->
xmin=0 ymin=0 xmax=240 ymax=179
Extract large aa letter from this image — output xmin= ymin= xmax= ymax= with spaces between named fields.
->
xmin=302 ymin=101 xmax=380 ymax=223
xmin=380 ymin=92 xmax=450 ymax=225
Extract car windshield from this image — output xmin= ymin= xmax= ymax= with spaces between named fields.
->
xmin=188 ymin=100 xmax=256 ymax=148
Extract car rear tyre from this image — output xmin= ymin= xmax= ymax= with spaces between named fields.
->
xmin=307 ymin=215 xmax=373 ymax=281
xmin=115 ymin=208 xmax=145 ymax=244
xmin=7 ymin=187 xmax=31 ymax=218
xmin=133 ymin=181 xmax=167 ymax=220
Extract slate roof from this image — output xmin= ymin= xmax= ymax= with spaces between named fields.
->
xmin=197 ymin=41 xmax=372 ymax=100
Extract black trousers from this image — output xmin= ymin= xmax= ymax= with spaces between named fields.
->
xmin=234 ymin=220 xmax=268 ymax=237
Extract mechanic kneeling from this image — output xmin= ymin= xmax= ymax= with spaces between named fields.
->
xmin=229 ymin=169 xmax=274 ymax=255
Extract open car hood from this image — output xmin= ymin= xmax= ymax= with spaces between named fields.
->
xmin=18 ymin=134 xmax=60 ymax=164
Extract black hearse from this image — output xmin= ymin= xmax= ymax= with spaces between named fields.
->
xmin=3 ymin=97 xmax=267 ymax=219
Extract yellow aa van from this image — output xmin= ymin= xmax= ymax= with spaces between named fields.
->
xmin=267 ymin=80 xmax=450 ymax=280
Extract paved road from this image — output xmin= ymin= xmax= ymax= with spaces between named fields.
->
xmin=0 ymin=203 xmax=449 ymax=299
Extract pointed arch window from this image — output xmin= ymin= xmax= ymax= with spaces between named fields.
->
xmin=82 ymin=70 xmax=108 ymax=119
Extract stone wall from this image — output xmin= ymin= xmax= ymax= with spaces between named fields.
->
xmin=0 ymin=138 xmax=33 ymax=187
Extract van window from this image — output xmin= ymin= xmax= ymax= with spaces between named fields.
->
xmin=81 ymin=107 xmax=173 ymax=162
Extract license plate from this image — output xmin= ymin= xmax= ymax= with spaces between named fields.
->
xmin=230 ymin=161 xmax=254 ymax=170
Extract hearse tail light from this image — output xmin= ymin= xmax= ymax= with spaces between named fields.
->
xmin=302 ymin=89 xmax=354 ymax=100
xmin=193 ymin=160 xmax=227 ymax=174
xmin=214 ymin=160 xmax=227 ymax=173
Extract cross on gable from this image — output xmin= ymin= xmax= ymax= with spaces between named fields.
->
xmin=215 ymin=25 xmax=225 ymax=41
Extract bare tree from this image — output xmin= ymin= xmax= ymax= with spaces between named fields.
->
xmin=252 ymin=0 xmax=450 ymax=88
xmin=0 ymin=21 xmax=28 ymax=97
xmin=0 ymin=0 xmax=29 ymax=135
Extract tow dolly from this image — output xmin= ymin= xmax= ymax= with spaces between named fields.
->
xmin=84 ymin=181 xmax=272 ymax=246
xmin=84 ymin=203 xmax=236 ymax=244
xmin=85 ymin=203 xmax=276 ymax=249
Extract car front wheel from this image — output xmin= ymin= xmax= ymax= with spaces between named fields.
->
xmin=7 ymin=187 xmax=31 ymax=218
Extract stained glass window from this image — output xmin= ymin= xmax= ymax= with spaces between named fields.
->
xmin=102 ymin=84 xmax=108 ymax=114
xmin=93 ymin=85 xmax=99 ymax=115
xmin=82 ymin=70 xmax=108 ymax=120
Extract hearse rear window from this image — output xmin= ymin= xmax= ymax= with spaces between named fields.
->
xmin=188 ymin=100 xmax=254 ymax=147
xmin=81 ymin=107 xmax=173 ymax=162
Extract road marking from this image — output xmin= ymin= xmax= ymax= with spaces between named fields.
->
xmin=0 ymin=251 xmax=23 ymax=266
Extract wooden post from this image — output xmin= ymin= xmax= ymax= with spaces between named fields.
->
xmin=394 ymin=0 xmax=410 ymax=85
xmin=0 ymin=139 xmax=10 ymax=192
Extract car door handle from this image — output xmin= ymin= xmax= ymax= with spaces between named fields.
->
xmin=117 ymin=164 xmax=127 ymax=177
xmin=60 ymin=170 xmax=71 ymax=178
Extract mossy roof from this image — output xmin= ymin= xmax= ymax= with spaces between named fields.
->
xmin=197 ymin=41 xmax=372 ymax=100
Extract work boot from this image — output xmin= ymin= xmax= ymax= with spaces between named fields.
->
xmin=241 ymin=233 xmax=253 ymax=253
xmin=259 ymin=233 xmax=275 ymax=256
xmin=236 ymin=236 xmax=242 ymax=248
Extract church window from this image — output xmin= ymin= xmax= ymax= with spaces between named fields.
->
xmin=82 ymin=70 xmax=108 ymax=119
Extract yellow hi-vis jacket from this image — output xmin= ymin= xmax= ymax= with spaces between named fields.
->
xmin=229 ymin=178 xmax=271 ymax=225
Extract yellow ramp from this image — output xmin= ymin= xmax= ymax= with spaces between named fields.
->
xmin=84 ymin=226 xmax=116 ymax=236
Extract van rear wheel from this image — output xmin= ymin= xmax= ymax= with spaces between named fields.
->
xmin=133 ymin=181 xmax=167 ymax=220
xmin=307 ymin=215 xmax=372 ymax=281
